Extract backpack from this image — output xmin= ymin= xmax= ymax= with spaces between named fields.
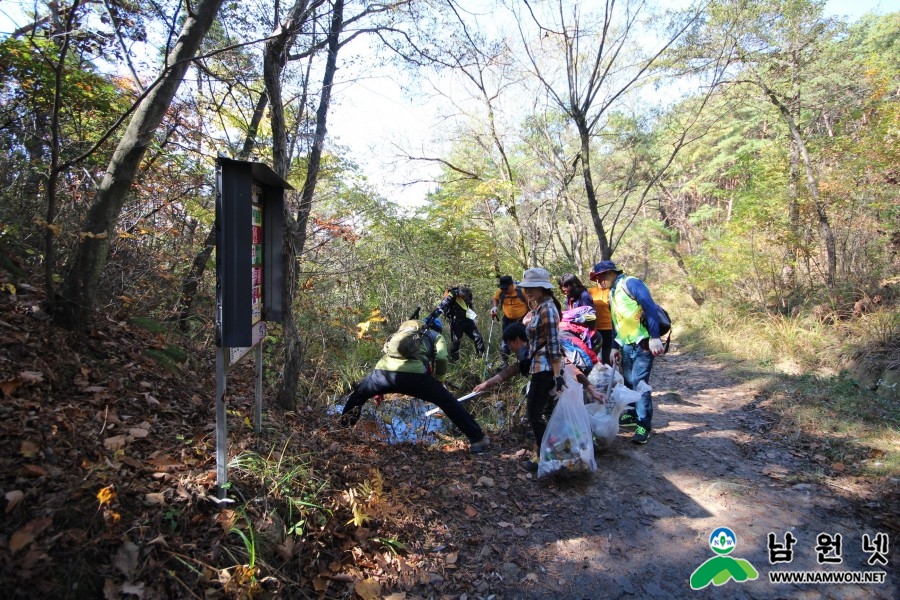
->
xmin=383 ymin=320 xmax=438 ymax=371
xmin=499 ymin=284 xmax=527 ymax=307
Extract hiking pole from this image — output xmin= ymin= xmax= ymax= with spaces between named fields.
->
xmin=606 ymin=363 xmax=617 ymax=398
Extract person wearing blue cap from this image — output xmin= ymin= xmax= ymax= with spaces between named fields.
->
xmin=589 ymin=260 xmax=666 ymax=444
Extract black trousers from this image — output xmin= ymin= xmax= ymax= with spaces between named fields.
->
xmin=449 ymin=318 xmax=485 ymax=361
xmin=342 ymin=369 xmax=485 ymax=442
xmin=526 ymin=371 xmax=557 ymax=447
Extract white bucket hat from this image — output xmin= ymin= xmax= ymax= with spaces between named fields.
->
xmin=518 ymin=267 xmax=555 ymax=289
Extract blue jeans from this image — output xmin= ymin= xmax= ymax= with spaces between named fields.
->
xmin=621 ymin=343 xmax=654 ymax=429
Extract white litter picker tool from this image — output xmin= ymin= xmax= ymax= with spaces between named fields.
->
xmin=424 ymin=391 xmax=483 ymax=417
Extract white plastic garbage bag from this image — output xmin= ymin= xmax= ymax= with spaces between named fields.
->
xmin=611 ymin=380 xmax=652 ymax=407
xmin=538 ymin=370 xmax=596 ymax=477
xmin=587 ymin=363 xmax=624 ymax=391
xmin=585 ymin=380 xmax=652 ymax=446
xmin=585 ymin=396 xmax=628 ymax=446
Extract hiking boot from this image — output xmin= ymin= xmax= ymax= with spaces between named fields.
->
xmin=619 ymin=413 xmax=638 ymax=429
xmin=522 ymin=454 xmax=539 ymax=472
xmin=632 ymin=425 xmax=650 ymax=444
xmin=469 ymin=436 xmax=491 ymax=454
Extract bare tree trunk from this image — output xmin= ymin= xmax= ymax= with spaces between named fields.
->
xmin=759 ymin=81 xmax=836 ymax=287
xmin=277 ymin=0 xmax=343 ymax=409
xmin=267 ymin=1 xmax=303 ymax=410
xmin=657 ymin=198 xmax=705 ymax=307
xmin=576 ymin=116 xmax=612 ymax=260
xmin=52 ymin=0 xmax=225 ymax=330
xmin=784 ymin=140 xmax=800 ymax=291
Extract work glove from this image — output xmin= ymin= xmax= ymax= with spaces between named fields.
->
xmin=609 ymin=349 xmax=620 ymax=366
xmin=554 ymin=374 xmax=566 ymax=393
xmin=490 ymin=306 xmax=498 ymax=320
xmin=648 ymin=338 xmax=665 ymax=356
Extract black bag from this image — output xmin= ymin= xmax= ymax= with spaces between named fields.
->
xmin=643 ymin=305 xmax=671 ymax=337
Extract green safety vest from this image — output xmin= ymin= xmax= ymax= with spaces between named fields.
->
xmin=610 ymin=275 xmax=649 ymax=345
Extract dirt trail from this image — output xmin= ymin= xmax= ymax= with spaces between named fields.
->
xmin=469 ymin=348 xmax=897 ymax=599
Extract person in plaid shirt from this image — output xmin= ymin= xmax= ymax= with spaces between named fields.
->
xmin=517 ymin=267 xmax=566 ymax=472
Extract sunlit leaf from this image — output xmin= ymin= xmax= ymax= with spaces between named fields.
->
xmin=97 ymin=485 xmax=116 ymax=506
xmin=354 ymin=578 xmax=381 ymax=600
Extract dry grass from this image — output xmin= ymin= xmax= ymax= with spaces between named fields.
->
xmin=675 ymin=299 xmax=900 ymax=480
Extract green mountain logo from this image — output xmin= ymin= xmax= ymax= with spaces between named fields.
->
xmin=690 ymin=527 xmax=759 ymax=590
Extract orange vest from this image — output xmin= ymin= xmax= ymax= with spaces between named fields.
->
xmin=588 ymin=286 xmax=612 ymax=330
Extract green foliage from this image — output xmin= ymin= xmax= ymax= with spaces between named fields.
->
xmin=144 ymin=348 xmax=183 ymax=374
xmin=130 ymin=316 xmax=168 ymax=335
xmin=229 ymin=442 xmax=332 ymax=551
xmin=0 ymin=35 xmax=127 ymax=124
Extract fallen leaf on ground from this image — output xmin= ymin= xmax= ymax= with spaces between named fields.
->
xmin=5 ymin=489 xmax=24 ymax=513
xmin=144 ymin=492 xmax=166 ymax=505
xmin=19 ymin=464 xmax=47 ymax=477
xmin=0 ymin=378 xmax=20 ymax=397
xmin=19 ymin=440 xmax=40 ymax=458
xmin=121 ymin=582 xmax=145 ymax=597
xmin=10 ymin=528 xmax=36 ymax=554
xmin=19 ymin=371 xmax=44 ymax=384
xmin=10 ymin=517 xmax=53 ymax=554
xmin=105 ymin=435 xmax=127 ymax=450
xmin=312 ymin=576 xmax=329 ymax=592
xmin=354 ymin=578 xmax=381 ymax=600
xmin=114 ymin=541 xmax=140 ymax=577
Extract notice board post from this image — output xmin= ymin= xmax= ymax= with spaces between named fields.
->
xmin=215 ymin=157 xmax=291 ymax=497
